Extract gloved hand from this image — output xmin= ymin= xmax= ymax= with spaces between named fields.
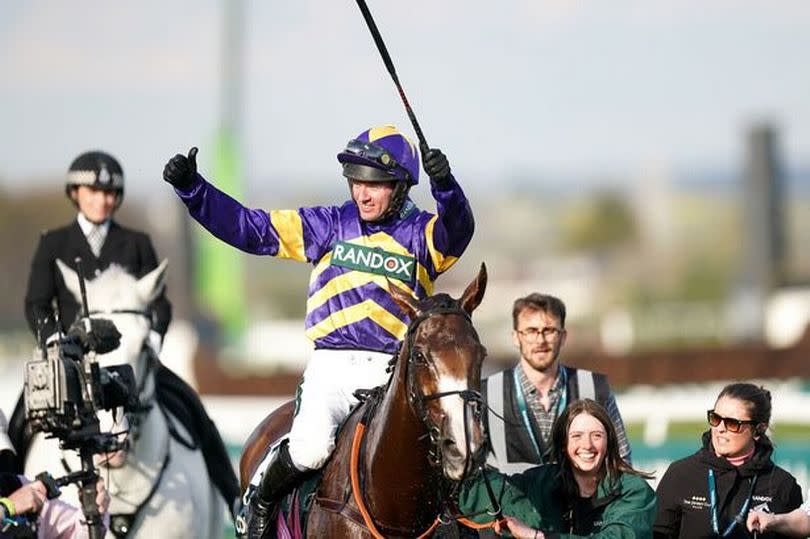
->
xmin=67 ymin=318 xmax=122 ymax=355
xmin=422 ymin=148 xmax=452 ymax=185
xmin=163 ymin=147 xmax=199 ymax=190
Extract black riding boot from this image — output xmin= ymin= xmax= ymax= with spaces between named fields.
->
xmin=247 ymin=441 xmax=304 ymax=539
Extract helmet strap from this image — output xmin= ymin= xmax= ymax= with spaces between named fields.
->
xmin=383 ymin=181 xmax=410 ymax=220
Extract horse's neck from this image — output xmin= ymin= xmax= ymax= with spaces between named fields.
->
xmin=361 ymin=357 xmax=441 ymax=521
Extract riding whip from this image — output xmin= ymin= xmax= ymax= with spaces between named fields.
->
xmin=354 ymin=0 xmax=429 ymax=155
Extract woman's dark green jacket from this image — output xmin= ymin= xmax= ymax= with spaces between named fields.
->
xmin=459 ymin=464 xmax=657 ymax=538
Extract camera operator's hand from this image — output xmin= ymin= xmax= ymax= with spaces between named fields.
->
xmin=7 ymin=480 xmax=47 ymax=516
xmin=67 ymin=318 xmax=122 ymax=355
xmin=163 ymin=147 xmax=199 ymax=190
xmin=78 ymin=478 xmax=110 ymax=516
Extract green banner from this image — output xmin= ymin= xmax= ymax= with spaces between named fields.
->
xmin=193 ymin=128 xmax=246 ymax=341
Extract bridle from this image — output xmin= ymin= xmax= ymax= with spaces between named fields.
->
xmin=401 ymin=299 xmax=487 ymax=486
xmin=87 ymin=308 xmax=156 ymax=442
xmin=323 ymin=297 xmax=504 ymax=537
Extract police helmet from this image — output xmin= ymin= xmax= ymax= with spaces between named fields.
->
xmin=65 ymin=151 xmax=125 ymax=206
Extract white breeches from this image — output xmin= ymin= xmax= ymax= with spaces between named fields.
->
xmin=286 ymin=349 xmax=392 ymax=471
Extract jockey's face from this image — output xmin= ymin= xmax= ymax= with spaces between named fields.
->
xmin=72 ymin=185 xmax=118 ymax=224
xmin=350 ymin=179 xmax=396 ymax=222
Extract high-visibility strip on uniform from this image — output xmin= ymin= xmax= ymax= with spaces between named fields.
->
xmin=486 ymin=372 xmax=535 ymax=475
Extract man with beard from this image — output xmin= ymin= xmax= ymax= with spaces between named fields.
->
xmin=483 ymin=293 xmax=631 ymax=474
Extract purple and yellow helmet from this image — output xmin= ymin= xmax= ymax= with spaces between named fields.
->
xmin=337 ymin=124 xmax=420 ymax=186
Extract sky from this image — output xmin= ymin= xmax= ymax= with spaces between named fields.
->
xmin=2 ymin=1 xmax=810 ymax=199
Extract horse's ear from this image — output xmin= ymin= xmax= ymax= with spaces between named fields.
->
xmin=459 ymin=263 xmax=487 ymax=315
xmin=388 ymin=279 xmax=420 ymax=319
xmin=56 ymin=259 xmax=82 ymax=303
xmin=136 ymin=259 xmax=168 ymax=305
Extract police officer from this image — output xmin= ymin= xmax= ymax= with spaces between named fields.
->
xmin=17 ymin=151 xmax=240 ymax=521
xmin=24 ymin=151 xmax=171 ymax=344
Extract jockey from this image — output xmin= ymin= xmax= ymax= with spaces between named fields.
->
xmin=163 ymin=124 xmax=475 ymax=538
xmin=18 ymin=151 xmax=240 ymax=519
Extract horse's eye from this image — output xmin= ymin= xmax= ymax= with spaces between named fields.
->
xmin=413 ymin=350 xmax=428 ymax=365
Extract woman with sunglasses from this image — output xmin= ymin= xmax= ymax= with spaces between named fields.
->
xmin=459 ymin=399 xmax=656 ymax=538
xmin=654 ymin=382 xmax=803 ymax=538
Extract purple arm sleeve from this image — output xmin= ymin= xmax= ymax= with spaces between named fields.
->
xmin=175 ymin=174 xmax=281 ymax=256
xmin=429 ymin=174 xmax=475 ymax=258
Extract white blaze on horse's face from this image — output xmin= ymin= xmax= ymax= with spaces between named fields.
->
xmin=434 ymin=372 xmax=484 ymax=481
xmin=56 ymin=259 xmax=168 ymax=372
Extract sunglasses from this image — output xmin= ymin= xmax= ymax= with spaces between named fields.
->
xmin=707 ymin=410 xmax=757 ymax=433
xmin=344 ymin=139 xmax=398 ymax=170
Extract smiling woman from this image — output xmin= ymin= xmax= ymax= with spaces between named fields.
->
xmin=459 ymin=399 xmax=656 ymax=538
xmin=654 ymin=383 xmax=804 ymax=539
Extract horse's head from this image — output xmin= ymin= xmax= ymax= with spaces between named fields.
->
xmin=56 ymin=259 xmax=167 ymax=374
xmin=390 ymin=263 xmax=488 ymax=482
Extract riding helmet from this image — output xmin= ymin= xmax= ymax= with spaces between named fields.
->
xmin=65 ymin=151 xmax=125 ymax=206
xmin=337 ymin=125 xmax=420 ymax=186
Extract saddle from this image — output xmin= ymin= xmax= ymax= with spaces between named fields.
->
xmin=239 ymin=386 xmax=385 ymax=538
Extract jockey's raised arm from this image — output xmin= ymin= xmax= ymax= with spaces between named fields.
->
xmin=163 ymin=124 xmax=475 ymax=538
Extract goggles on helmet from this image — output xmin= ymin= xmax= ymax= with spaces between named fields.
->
xmin=343 ymin=139 xmax=399 ymax=170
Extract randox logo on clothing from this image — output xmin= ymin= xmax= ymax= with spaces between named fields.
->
xmin=331 ymin=241 xmax=415 ymax=282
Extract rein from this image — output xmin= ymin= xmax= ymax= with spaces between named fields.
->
xmin=87 ymin=308 xmax=155 ymax=441
xmin=403 ymin=306 xmax=487 ymax=494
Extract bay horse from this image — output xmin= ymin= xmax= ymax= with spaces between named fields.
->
xmin=23 ymin=260 xmax=224 ymax=538
xmin=240 ymin=264 xmax=490 ymax=537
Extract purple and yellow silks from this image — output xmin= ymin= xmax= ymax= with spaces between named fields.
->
xmin=176 ymin=173 xmax=474 ymax=354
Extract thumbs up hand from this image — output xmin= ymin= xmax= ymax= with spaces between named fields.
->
xmin=163 ymin=147 xmax=199 ymax=190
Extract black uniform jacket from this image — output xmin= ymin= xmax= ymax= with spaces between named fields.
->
xmin=18 ymin=220 xmax=240 ymax=512
xmin=24 ymin=219 xmax=171 ymax=339
xmin=653 ymin=432 xmax=803 ymax=539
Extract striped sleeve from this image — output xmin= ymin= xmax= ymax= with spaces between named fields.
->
xmin=176 ymin=174 xmax=335 ymax=262
xmin=425 ymin=174 xmax=474 ymax=274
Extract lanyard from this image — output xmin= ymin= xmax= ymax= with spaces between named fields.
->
xmin=513 ymin=367 xmax=568 ymax=460
xmin=707 ymin=469 xmax=758 ymax=537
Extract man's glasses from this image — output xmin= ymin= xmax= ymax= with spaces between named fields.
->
xmin=516 ymin=326 xmax=563 ymax=342
xmin=344 ymin=139 xmax=397 ymax=170
xmin=707 ymin=410 xmax=756 ymax=433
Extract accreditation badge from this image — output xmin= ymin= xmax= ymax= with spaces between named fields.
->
xmin=331 ymin=241 xmax=415 ymax=282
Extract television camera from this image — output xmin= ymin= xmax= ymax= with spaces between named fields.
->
xmin=21 ymin=258 xmax=137 ymax=539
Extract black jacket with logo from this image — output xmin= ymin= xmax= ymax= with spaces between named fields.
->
xmin=653 ymin=432 xmax=803 ymax=539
